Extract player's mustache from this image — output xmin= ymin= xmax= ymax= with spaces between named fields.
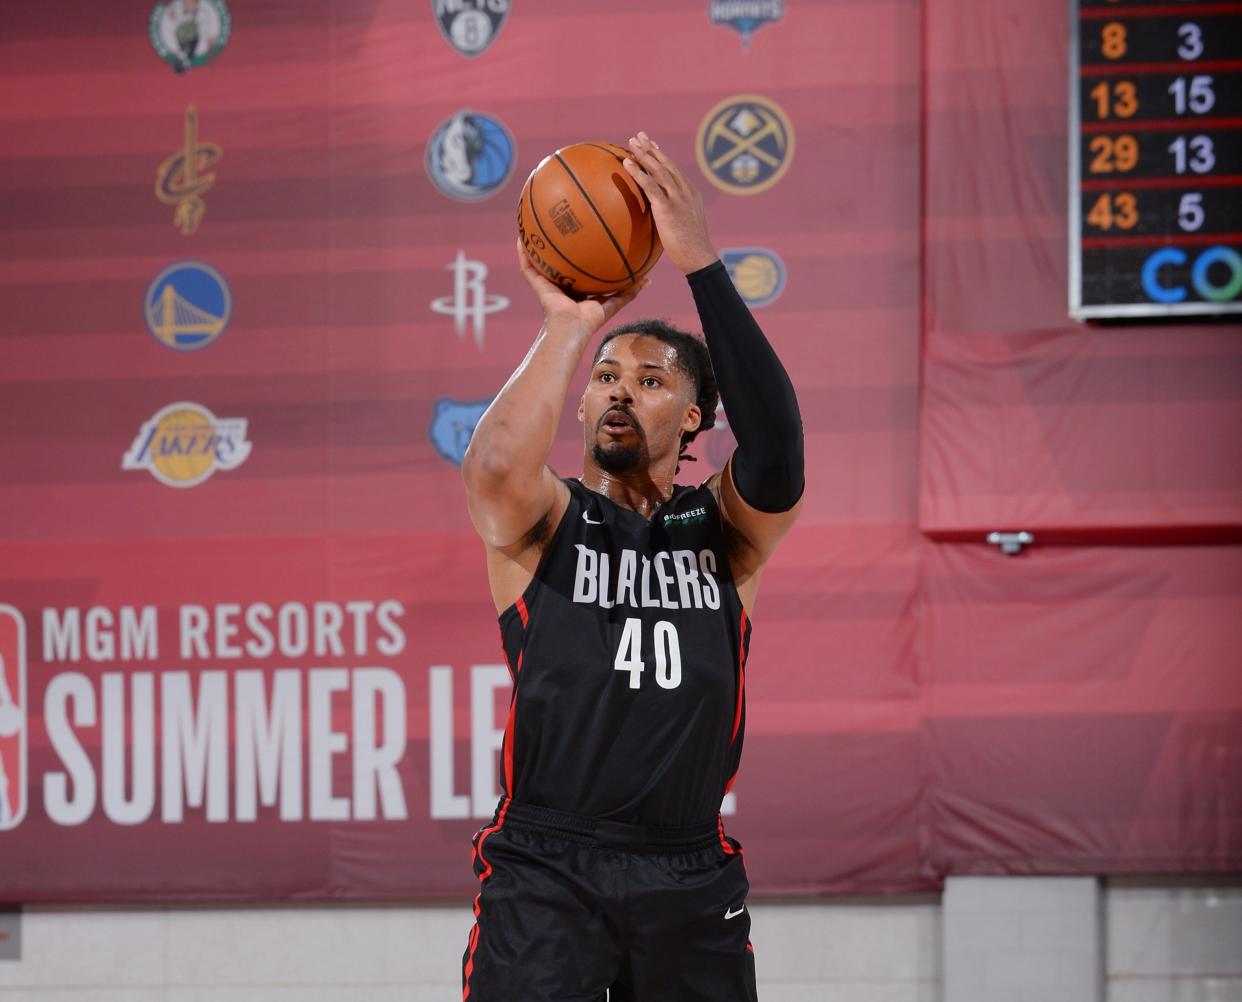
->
xmin=599 ymin=405 xmax=643 ymax=436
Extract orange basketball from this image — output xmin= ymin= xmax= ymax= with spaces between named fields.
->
xmin=517 ymin=142 xmax=662 ymax=298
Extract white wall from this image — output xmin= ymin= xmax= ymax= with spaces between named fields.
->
xmin=0 ymin=882 xmax=1235 ymax=1001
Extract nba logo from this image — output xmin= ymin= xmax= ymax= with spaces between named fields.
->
xmin=0 ymin=606 xmax=26 ymax=830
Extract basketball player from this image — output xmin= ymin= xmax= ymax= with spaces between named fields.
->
xmin=460 ymin=132 xmax=804 ymax=1001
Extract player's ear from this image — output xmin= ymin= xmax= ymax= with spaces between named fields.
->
xmin=577 ymin=394 xmax=586 ymax=424
xmin=682 ymin=403 xmax=701 ymax=435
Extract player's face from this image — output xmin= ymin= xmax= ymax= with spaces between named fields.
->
xmin=579 ymin=335 xmax=701 ymax=476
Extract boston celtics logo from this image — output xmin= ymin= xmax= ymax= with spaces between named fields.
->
xmin=149 ymin=0 xmax=231 ymax=74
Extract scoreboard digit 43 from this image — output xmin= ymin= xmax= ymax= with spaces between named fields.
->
xmin=1071 ymin=0 xmax=1242 ymax=318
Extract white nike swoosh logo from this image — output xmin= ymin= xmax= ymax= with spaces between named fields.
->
xmin=582 ymin=511 xmax=604 ymax=525
xmin=724 ymin=905 xmax=745 ymax=920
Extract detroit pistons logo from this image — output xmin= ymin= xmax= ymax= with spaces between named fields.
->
xmin=434 ymin=0 xmax=510 ymax=57
xmin=0 ymin=606 xmax=27 ymax=831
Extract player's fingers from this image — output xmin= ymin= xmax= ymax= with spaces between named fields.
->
xmin=599 ymin=277 xmax=650 ymax=322
xmin=621 ymin=157 xmax=667 ymax=202
xmin=627 ymin=136 xmax=676 ymax=189
xmin=516 ymin=237 xmax=560 ymax=296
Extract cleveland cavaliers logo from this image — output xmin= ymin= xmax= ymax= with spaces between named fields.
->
xmin=156 ymin=106 xmax=222 ymax=235
xmin=0 ymin=606 xmax=27 ymax=831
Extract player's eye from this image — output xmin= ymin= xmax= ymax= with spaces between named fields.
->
xmin=642 ymin=377 xmax=660 ymax=388
xmin=599 ymin=371 xmax=614 ymax=382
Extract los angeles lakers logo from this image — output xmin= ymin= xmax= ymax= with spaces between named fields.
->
xmin=144 ymin=260 xmax=231 ymax=351
xmin=0 ymin=607 xmax=27 ymax=832
xmin=156 ymin=105 xmax=221 ymax=235
xmin=696 ymin=95 xmax=794 ymax=195
xmin=122 ymin=402 xmax=252 ymax=488
xmin=426 ymin=111 xmax=516 ymax=202
xmin=149 ymin=0 xmax=231 ymax=74
xmin=721 ymin=248 xmax=786 ymax=307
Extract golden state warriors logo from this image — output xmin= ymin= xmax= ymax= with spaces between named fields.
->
xmin=144 ymin=260 xmax=231 ymax=351
xmin=150 ymin=0 xmax=231 ymax=73
xmin=696 ymin=95 xmax=794 ymax=195
xmin=721 ymin=248 xmax=786 ymax=307
xmin=122 ymin=402 xmax=252 ymax=488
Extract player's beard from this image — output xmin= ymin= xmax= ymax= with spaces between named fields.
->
xmin=592 ymin=439 xmax=645 ymax=474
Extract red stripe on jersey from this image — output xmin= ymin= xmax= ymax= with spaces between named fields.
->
xmin=717 ymin=815 xmax=737 ymax=855
xmin=730 ymin=610 xmax=749 ymax=744
xmin=461 ymin=800 xmax=510 ymax=1001
xmin=516 ymin=595 xmax=529 ymax=627
xmin=502 ymin=687 xmax=517 ymax=795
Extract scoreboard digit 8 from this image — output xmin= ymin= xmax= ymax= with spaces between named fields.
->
xmin=1071 ymin=0 xmax=1242 ymax=318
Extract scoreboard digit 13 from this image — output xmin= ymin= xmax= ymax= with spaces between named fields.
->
xmin=1071 ymin=0 xmax=1242 ymax=318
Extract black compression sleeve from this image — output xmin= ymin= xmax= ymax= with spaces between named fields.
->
xmin=687 ymin=260 xmax=804 ymax=513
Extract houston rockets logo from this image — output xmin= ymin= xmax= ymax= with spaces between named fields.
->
xmin=0 ymin=606 xmax=27 ymax=831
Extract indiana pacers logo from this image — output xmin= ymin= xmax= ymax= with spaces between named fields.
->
xmin=434 ymin=0 xmax=510 ymax=57
xmin=721 ymin=248 xmax=786 ymax=307
xmin=426 ymin=111 xmax=516 ymax=202
xmin=156 ymin=105 xmax=221 ymax=235
xmin=149 ymin=0 xmax=231 ymax=73
xmin=697 ymin=95 xmax=794 ymax=195
xmin=0 ymin=606 xmax=26 ymax=831
xmin=144 ymin=261 xmax=231 ymax=351
xmin=122 ymin=402 xmax=252 ymax=488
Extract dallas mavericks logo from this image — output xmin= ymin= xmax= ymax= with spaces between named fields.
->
xmin=149 ymin=0 xmax=231 ymax=73
xmin=426 ymin=111 xmax=516 ymax=202
xmin=434 ymin=0 xmax=511 ymax=57
xmin=430 ymin=251 xmax=510 ymax=349
xmin=696 ymin=95 xmax=795 ymax=195
xmin=708 ymin=1 xmax=783 ymax=48
xmin=429 ymin=398 xmax=492 ymax=465
xmin=0 ymin=607 xmax=26 ymax=831
xmin=144 ymin=261 xmax=231 ymax=351
xmin=721 ymin=248 xmax=786 ymax=307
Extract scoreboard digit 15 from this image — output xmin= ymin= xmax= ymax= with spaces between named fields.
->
xmin=1071 ymin=0 xmax=1242 ymax=319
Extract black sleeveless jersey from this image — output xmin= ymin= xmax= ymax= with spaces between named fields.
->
xmin=496 ymin=478 xmax=752 ymax=827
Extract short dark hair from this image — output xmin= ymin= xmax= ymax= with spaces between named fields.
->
xmin=593 ymin=319 xmax=719 ymax=469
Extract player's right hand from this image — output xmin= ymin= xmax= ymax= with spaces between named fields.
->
xmin=516 ymin=238 xmax=649 ymax=339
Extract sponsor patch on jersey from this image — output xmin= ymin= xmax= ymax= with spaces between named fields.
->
xmin=122 ymin=402 xmax=252 ymax=487
xmin=662 ymin=506 xmax=709 ymax=528
xmin=434 ymin=0 xmax=510 ymax=57
xmin=721 ymin=248 xmax=786 ymax=307
xmin=0 ymin=606 xmax=27 ymax=831
xmin=429 ymin=397 xmax=492 ymax=465
xmin=696 ymin=95 xmax=795 ymax=195
xmin=144 ymin=260 xmax=231 ymax=351
xmin=150 ymin=0 xmax=231 ymax=73
xmin=708 ymin=0 xmax=783 ymax=48
xmin=156 ymin=105 xmax=221 ymax=236
xmin=426 ymin=111 xmax=516 ymax=202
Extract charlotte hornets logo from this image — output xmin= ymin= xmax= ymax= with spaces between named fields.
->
xmin=430 ymin=397 xmax=492 ymax=465
xmin=434 ymin=0 xmax=511 ymax=57
xmin=721 ymin=248 xmax=786 ymax=307
xmin=697 ymin=95 xmax=795 ymax=195
xmin=708 ymin=1 xmax=783 ymax=48
xmin=426 ymin=111 xmax=516 ymax=202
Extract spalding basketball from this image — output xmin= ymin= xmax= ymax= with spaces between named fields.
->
xmin=517 ymin=142 xmax=662 ymax=297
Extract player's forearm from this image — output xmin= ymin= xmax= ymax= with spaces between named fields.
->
xmin=688 ymin=260 xmax=804 ymax=513
xmin=463 ymin=320 xmax=591 ymax=483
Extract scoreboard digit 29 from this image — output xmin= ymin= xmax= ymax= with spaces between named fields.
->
xmin=1071 ymin=0 xmax=1242 ymax=319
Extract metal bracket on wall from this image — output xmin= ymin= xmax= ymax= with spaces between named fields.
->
xmin=987 ymin=531 xmax=1034 ymax=555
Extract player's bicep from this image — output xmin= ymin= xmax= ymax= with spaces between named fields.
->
xmin=464 ymin=463 xmax=568 ymax=551
xmin=714 ymin=456 xmax=801 ymax=571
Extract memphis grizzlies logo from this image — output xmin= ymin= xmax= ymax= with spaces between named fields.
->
xmin=434 ymin=0 xmax=511 ymax=57
xmin=721 ymin=248 xmax=786 ymax=307
xmin=430 ymin=397 xmax=492 ymax=465
xmin=696 ymin=95 xmax=795 ymax=195
xmin=708 ymin=1 xmax=783 ymax=48
xmin=426 ymin=111 xmax=516 ymax=202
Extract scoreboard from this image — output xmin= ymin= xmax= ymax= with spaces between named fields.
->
xmin=1071 ymin=0 xmax=1242 ymax=319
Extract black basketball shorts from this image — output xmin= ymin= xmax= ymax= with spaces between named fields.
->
xmin=462 ymin=799 xmax=758 ymax=1002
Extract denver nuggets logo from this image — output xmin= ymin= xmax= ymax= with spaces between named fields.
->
xmin=122 ymin=402 xmax=252 ymax=487
xmin=696 ymin=95 xmax=794 ymax=195
xmin=144 ymin=260 xmax=231 ymax=351
xmin=0 ymin=607 xmax=27 ymax=832
xmin=149 ymin=0 xmax=231 ymax=74
xmin=429 ymin=397 xmax=492 ymax=465
xmin=721 ymin=248 xmax=786 ymax=307
xmin=434 ymin=0 xmax=511 ymax=57
xmin=426 ymin=111 xmax=516 ymax=202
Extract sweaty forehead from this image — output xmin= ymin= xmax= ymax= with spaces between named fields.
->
xmin=596 ymin=334 xmax=682 ymax=372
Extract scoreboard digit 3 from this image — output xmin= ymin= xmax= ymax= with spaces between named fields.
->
xmin=1071 ymin=0 xmax=1242 ymax=319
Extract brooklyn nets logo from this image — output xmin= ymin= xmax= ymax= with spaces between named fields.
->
xmin=696 ymin=95 xmax=795 ymax=195
xmin=434 ymin=0 xmax=511 ymax=57
xmin=149 ymin=0 xmax=231 ymax=73
xmin=144 ymin=261 xmax=231 ymax=351
xmin=426 ymin=111 xmax=516 ymax=202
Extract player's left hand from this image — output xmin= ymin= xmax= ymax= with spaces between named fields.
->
xmin=623 ymin=132 xmax=718 ymax=275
